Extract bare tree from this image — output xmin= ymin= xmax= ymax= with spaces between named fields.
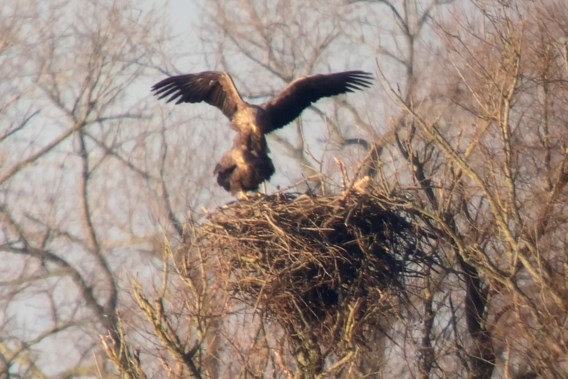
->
xmin=3 ymin=0 xmax=567 ymax=378
xmin=378 ymin=0 xmax=568 ymax=377
xmin=184 ymin=0 xmax=567 ymax=377
xmin=0 ymin=0 xmax=220 ymax=376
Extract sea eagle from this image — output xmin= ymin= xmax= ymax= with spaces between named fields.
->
xmin=152 ymin=70 xmax=373 ymax=194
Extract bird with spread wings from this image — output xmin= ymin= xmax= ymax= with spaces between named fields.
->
xmin=152 ymin=71 xmax=373 ymax=194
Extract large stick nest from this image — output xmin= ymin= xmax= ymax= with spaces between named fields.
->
xmin=189 ymin=190 xmax=436 ymax=348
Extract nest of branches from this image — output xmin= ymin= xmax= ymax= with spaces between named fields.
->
xmin=194 ymin=189 xmax=436 ymax=348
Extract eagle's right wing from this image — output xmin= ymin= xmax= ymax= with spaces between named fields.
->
xmin=261 ymin=71 xmax=373 ymax=133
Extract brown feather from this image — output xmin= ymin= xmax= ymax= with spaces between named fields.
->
xmin=152 ymin=71 xmax=245 ymax=121
xmin=214 ymin=133 xmax=275 ymax=193
xmin=261 ymin=71 xmax=373 ymax=132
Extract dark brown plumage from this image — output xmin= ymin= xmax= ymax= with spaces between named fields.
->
xmin=152 ymin=71 xmax=373 ymax=194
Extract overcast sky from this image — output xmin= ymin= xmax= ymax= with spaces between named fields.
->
xmin=168 ymin=0 xmax=200 ymax=35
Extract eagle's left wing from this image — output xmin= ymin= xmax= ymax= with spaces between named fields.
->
xmin=152 ymin=71 xmax=245 ymax=120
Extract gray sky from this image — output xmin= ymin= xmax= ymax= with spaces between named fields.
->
xmin=168 ymin=0 xmax=200 ymax=35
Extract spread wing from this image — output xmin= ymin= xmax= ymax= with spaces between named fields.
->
xmin=261 ymin=71 xmax=373 ymax=133
xmin=151 ymin=71 xmax=245 ymax=120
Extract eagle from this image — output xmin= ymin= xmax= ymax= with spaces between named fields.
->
xmin=152 ymin=70 xmax=373 ymax=194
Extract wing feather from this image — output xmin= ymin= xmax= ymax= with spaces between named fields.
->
xmin=261 ymin=71 xmax=373 ymax=133
xmin=152 ymin=71 xmax=245 ymax=120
